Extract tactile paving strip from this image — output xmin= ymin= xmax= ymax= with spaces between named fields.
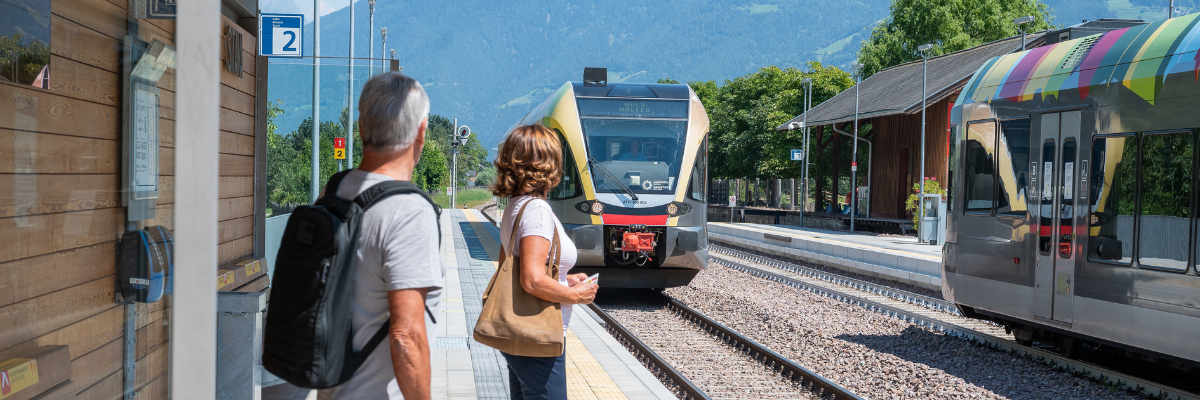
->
xmin=453 ymin=211 xmax=510 ymax=399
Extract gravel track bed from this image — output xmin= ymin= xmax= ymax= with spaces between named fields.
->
xmin=598 ymin=293 xmax=818 ymax=400
xmin=666 ymin=264 xmax=1143 ymax=400
xmin=712 ymin=242 xmax=943 ymax=300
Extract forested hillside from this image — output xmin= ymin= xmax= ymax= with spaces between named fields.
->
xmin=262 ymin=0 xmax=1177 ymax=164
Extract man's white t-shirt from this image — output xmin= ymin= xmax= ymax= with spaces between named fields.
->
xmin=500 ymin=196 xmax=578 ymax=332
xmin=317 ymin=170 xmax=444 ymax=400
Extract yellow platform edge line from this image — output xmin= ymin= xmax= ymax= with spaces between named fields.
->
xmin=565 ymin=329 xmax=629 ymax=400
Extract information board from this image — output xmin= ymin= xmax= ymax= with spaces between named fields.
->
xmin=260 ymin=14 xmax=304 ymax=58
xmin=132 ymin=89 xmax=159 ymax=199
xmin=791 ymin=149 xmax=804 ymax=161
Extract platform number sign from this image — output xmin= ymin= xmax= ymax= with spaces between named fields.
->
xmin=791 ymin=149 xmax=804 ymax=161
xmin=260 ymin=14 xmax=303 ymax=58
xmin=331 ymin=136 xmax=345 ymax=158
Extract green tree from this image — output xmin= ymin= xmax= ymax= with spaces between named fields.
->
xmin=857 ymin=0 xmax=1055 ymax=78
xmin=0 ymin=34 xmax=50 ymax=84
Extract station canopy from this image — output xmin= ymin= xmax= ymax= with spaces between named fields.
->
xmin=777 ymin=33 xmax=1046 ymax=130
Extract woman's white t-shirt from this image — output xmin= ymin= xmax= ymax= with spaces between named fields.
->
xmin=500 ymin=196 xmax=578 ymax=332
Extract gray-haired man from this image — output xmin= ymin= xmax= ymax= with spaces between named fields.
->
xmin=318 ymin=73 xmax=442 ymax=400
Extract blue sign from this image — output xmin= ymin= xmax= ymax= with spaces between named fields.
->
xmin=791 ymin=149 xmax=804 ymax=161
xmin=260 ymin=14 xmax=304 ymax=58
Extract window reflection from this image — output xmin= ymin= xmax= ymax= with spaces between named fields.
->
xmin=1088 ymin=135 xmax=1136 ymax=264
xmin=997 ymin=118 xmax=1031 ymax=215
xmin=1138 ymin=131 xmax=1192 ymax=270
xmin=964 ymin=121 xmax=996 ymax=213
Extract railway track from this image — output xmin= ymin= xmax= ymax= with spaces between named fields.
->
xmin=710 ymin=244 xmax=1200 ymax=400
xmin=591 ymin=291 xmax=862 ymax=400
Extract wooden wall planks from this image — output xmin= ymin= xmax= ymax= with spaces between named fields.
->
xmin=0 ymin=130 xmax=119 ymax=174
xmin=0 ymin=174 xmax=121 ymax=217
xmin=0 ymin=5 xmax=262 ymax=399
xmin=0 ymin=243 xmax=117 ymax=308
xmin=0 ymin=85 xmax=120 ymax=139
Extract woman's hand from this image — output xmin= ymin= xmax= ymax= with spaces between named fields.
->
xmin=566 ymin=273 xmax=588 ymax=286
xmin=570 ymin=281 xmax=598 ymax=305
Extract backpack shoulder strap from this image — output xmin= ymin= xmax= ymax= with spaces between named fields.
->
xmin=321 ymin=169 xmax=355 ymax=201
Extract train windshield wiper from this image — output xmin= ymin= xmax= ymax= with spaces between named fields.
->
xmin=588 ymin=157 xmax=638 ymax=201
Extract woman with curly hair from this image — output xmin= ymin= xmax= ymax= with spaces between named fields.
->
xmin=492 ymin=124 xmax=598 ymax=400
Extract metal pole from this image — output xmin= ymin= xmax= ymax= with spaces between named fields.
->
xmin=803 ymin=79 xmax=811 ymax=216
xmin=368 ymin=0 xmax=375 ymax=76
xmin=311 ymin=0 xmax=321 ymax=202
xmin=851 ymin=66 xmax=861 ymax=232
xmin=347 ymin=0 xmax=355 ymax=170
xmin=452 ymin=118 xmax=458 ymax=208
xmin=919 ymin=54 xmax=928 ymax=242
xmin=1170 ymin=0 xmax=1174 ymax=18
xmin=381 ymin=27 xmax=387 ymax=74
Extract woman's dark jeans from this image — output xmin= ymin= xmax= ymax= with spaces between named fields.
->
xmin=501 ymin=352 xmax=567 ymax=400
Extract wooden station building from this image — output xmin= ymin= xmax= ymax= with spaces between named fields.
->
xmin=778 ymin=34 xmax=1044 ymax=220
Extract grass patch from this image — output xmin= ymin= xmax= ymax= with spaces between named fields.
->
xmin=432 ymin=188 xmax=495 ymax=209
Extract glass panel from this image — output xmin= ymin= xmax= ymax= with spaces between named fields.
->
xmin=1139 ymin=131 xmax=1193 ymax=271
xmin=963 ymin=121 xmax=997 ymax=213
xmin=1039 ymin=140 xmax=1056 ymax=255
xmin=997 ymin=118 xmax=1031 ymax=215
xmin=1088 ymin=135 xmax=1136 ymax=264
xmin=549 ymin=130 xmax=581 ymax=200
xmin=1059 ymin=139 xmax=1077 ymax=258
xmin=584 ymin=119 xmax=688 ymax=194
xmin=688 ymin=143 xmax=707 ymax=202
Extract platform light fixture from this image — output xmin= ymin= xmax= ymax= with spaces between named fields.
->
xmin=1014 ymin=16 xmax=1035 ymax=51
xmin=917 ymin=44 xmax=933 ymax=243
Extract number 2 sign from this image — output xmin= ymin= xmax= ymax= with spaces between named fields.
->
xmin=260 ymin=14 xmax=303 ymax=58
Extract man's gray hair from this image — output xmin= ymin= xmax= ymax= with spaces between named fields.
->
xmin=358 ymin=72 xmax=430 ymax=151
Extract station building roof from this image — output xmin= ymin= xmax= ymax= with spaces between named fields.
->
xmin=776 ymin=33 xmax=1046 ymax=131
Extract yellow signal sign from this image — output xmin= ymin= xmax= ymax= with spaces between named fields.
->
xmin=334 ymin=148 xmax=346 ymax=159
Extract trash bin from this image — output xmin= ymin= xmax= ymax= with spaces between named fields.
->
xmin=217 ymin=291 xmax=267 ymax=399
xmin=919 ymin=194 xmax=946 ymax=245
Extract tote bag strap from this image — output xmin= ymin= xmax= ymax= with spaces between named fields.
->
xmin=506 ymin=201 xmax=534 ymax=255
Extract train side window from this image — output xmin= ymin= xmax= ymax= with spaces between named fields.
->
xmin=549 ymin=130 xmax=582 ymax=200
xmin=1087 ymin=135 xmax=1136 ymax=264
xmin=687 ymin=143 xmax=707 ymax=202
xmin=997 ymin=117 xmax=1031 ymax=216
xmin=963 ymin=121 xmax=997 ymax=214
xmin=1137 ymin=131 xmax=1193 ymax=271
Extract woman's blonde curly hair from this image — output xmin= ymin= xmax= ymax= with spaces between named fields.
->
xmin=491 ymin=125 xmax=563 ymax=198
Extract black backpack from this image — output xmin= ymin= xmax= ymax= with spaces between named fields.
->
xmin=263 ymin=170 xmax=441 ymax=389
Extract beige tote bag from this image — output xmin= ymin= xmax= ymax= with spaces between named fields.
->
xmin=473 ymin=202 xmax=565 ymax=357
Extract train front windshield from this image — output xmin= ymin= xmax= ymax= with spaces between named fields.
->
xmin=579 ymin=99 xmax=690 ymax=195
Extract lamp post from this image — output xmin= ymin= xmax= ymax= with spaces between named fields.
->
xmin=1170 ymin=0 xmax=1175 ymax=18
xmin=346 ymin=0 xmax=355 ymax=170
xmin=1014 ymin=16 xmax=1034 ymax=51
xmin=368 ymin=0 xmax=375 ymax=75
xmin=381 ymin=27 xmax=387 ymax=73
xmin=851 ymin=62 xmax=862 ymax=232
xmin=311 ymin=0 xmax=321 ymax=201
xmin=802 ymin=77 xmax=812 ymax=219
xmin=917 ymin=44 xmax=933 ymax=243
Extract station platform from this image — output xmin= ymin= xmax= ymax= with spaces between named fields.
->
xmin=263 ymin=209 xmax=675 ymax=400
xmin=708 ymin=222 xmax=943 ymax=291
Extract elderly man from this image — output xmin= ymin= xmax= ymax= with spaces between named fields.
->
xmin=317 ymin=72 xmax=442 ymax=400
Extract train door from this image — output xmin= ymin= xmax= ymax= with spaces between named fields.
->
xmin=1033 ymin=111 xmax=1081 ymax=323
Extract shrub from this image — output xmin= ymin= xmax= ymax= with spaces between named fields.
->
xmin=904 ymin=177 xmax=946 ymax=229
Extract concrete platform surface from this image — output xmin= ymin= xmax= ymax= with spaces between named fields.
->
xmin=264 ymin=209 xmax=676 ymax=400
xmin=709 ymin=222 xmax=943 ymax=290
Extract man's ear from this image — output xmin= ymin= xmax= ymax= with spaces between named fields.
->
xmin=412 ymin=118 xmax=428 ymax=163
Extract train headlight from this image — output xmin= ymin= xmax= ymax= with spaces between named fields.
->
xmin=590 ymin=201 xmax=605 ymax=215
xmin=666 ymin=203 xmax=678 ymax=216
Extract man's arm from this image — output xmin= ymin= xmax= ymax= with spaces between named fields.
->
xmin=387 ymin=288 xmax=431 ymax=400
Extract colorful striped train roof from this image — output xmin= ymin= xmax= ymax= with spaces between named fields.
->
xmin=960 ymin=12 xmax=1200 ymax=106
